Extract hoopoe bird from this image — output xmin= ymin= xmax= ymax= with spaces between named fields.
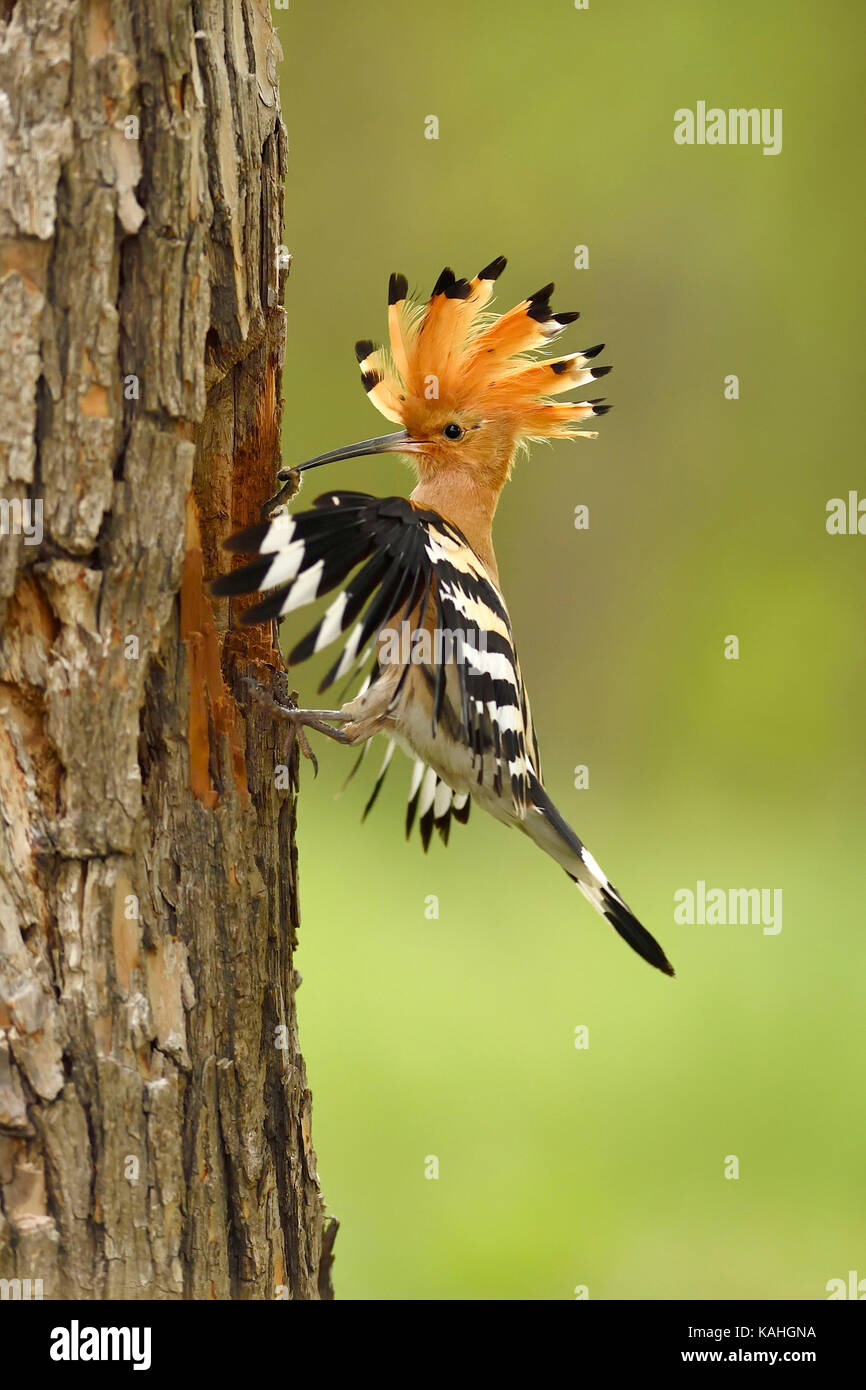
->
xmin=212 ymin=257 xmax=674 ymax=976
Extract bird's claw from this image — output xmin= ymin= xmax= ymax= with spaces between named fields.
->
xmin=294 ymin=727 xmax=319 ymax=776
xmin=240 ymin=678 xmax=350 ymax=773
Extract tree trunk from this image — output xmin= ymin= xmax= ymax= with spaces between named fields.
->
xmin=0 ymin=0 xmax=333 ymax=1300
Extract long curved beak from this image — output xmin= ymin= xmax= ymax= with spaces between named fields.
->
xmin=262 ymin=430 xmax=417 ymax=516
xmin=285 ymin=429 xmax=416 ymax=476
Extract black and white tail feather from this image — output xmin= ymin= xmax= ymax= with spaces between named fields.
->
xmin=212 ymin=489 xmax=674 ymax=977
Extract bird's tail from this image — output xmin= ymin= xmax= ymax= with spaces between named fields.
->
xmin=524 ymin=777 xmax=674 ymax=977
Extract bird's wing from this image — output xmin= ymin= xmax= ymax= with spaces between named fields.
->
xmin=423 ymin=518 xmax=538 ymax=814
xmin=211 ymin=489 xmax=537 ymax=822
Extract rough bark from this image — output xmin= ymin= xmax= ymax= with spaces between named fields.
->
xmin=0 ymin=0 xmax=333 ymax=1300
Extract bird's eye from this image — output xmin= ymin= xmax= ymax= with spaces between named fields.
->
xmin=443 ymin=422 xmax=463 ymax=440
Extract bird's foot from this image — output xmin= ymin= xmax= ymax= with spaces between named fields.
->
xmin=242 ymin=678 xmax=350 ymax=775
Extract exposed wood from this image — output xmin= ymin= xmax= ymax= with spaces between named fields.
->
xmin=0 ymin=0 xmax=333 ymax=1299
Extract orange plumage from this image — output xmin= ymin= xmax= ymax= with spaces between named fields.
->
xmin=358 ymin=256 xmax=611 ymax=444
xmin=351 ymin=257 xmax=611 ymax=570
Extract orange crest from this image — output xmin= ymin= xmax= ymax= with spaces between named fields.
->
xmin=355 ymin=257 xmax=611 ymax=442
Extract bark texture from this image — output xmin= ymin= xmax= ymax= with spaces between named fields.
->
xmin=0 ymin=0 xmax=334 ymax=1299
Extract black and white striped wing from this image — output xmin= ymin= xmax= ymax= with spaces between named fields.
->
xmin=213 ymin=492 xmax=432 ymax=690
xmin=424 ymin=521 xmax=541 ymax=813
xmin=211 ymin=490 xmax=539 ymax=819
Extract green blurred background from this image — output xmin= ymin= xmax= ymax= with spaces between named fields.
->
xmin=273 ymin=1 xmax=864 ymax=1299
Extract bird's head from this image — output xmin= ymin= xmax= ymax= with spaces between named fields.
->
xmin=279 ymin=257 xmax=611 ymax=497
